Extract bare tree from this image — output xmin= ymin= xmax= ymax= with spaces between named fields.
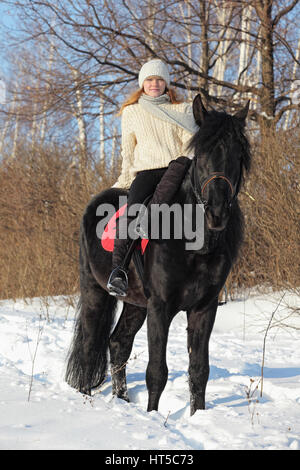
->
xmin=1 ymin=0 xmax=299 ymax=150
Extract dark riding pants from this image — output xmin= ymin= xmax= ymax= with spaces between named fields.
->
xmin=127 ymin=167 xmax=167 ymax=207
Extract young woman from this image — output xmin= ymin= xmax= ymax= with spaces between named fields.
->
xmin=107 ymin=59 xmax=198 ymax=296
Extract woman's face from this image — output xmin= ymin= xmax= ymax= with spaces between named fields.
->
xmin=143 ymin=76 xmax=166 ymax=97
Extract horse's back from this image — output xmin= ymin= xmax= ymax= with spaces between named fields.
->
xmin=80 ymin=187 xmax=126 ymax=244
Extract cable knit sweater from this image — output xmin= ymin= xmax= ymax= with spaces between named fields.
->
xmin=114 ymin=102 xmax=196 ymax=189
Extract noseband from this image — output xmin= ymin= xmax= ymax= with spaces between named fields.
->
xmin=190 ymin=159 xmax=238 ymax=209
xmin=201 ymin=172 xmax=234 ymax=198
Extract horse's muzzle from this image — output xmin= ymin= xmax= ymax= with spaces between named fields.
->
xmin=205 ymin=207 xmax=230 ymax=231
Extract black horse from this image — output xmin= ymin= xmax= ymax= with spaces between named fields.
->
xmin=65 ymin=95 xmax=251 ymax=415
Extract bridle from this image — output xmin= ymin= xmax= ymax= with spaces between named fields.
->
xmin=189 ymin=157 xmax=239 ymax=210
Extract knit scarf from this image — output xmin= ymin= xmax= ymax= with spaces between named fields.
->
xmin=138 ymin=94 xmax=198 ymax=134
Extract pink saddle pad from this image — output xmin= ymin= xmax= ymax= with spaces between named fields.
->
xmin=101 ymin=203 xmax=149 ymax=254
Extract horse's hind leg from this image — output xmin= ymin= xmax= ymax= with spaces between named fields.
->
xmin=109 ymin=303 xmax=147 ymax=401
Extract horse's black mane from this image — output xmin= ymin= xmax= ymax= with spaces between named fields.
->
xmin=189 ymin=110 xmax=251 ymax=177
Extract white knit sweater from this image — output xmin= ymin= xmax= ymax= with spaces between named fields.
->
xmin=114 ymin=102 xmax=196 ymax=189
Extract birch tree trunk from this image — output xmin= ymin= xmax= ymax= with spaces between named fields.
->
xmin=254 ymin=26 xmax=262 ymax=111
xmin=238 ymin=5 xmax=252 ymax=87
xmin=71 ymin=68 xmax=88 ymax=170
xmin=255 ymin=0 xmax=275 ymax=126
xmin=147 ymin=0 xmax=155 ymax=60
xmin=0 ymin=78 xmax=6 ymax=105
xmin=11 ymin=114 xmax=19 ymax=160
xmin=40 ymin=38 xmax=55 ymax=144
xmin=213 ymin=1 xmax=233 ymax=97
xmin=11 ymin=81 xmax=20 ymax=160
xmin=237 ymin=4 xmax=255 ymax=108
xmin=31 ymin=79 xmax=39 ymax=150
xmin=99 ymin=91 xmax=105 ymax=166
xmin=0 ymin=80 xmax=9 ymax=155
xmin=283 ymin=36 xmax=300 ymax=130
xmin=198 ymin=0 xmax=210 ymax=103
xmin=179 ymin=0 xmax=193 ymax=101
xmin=111 ymin=126 xmax=117 ymax=173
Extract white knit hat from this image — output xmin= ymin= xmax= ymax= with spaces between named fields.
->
xmin=138 ymin=59 xmax=170 ymax=89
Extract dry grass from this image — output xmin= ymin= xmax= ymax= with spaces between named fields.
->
xmin=0 ymin=145 xmax=114 ymax=299
xmin=229 ymin=126 xmax=300 ymax=295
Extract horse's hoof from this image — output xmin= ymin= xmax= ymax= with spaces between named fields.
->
xmin=113 ymin=392 xmax=130 ymax=403
xmin=80 ymin=387 xmax=91 ymax=396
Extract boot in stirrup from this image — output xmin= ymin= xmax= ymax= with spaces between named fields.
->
xmin=107 ymin=215 xmax=136 ymax=297
xmin=107 ymin=266 xmax=128 ymax=297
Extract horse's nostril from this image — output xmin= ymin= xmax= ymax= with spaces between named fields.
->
xmin=205 ymin=208 xmax=229 ymax=231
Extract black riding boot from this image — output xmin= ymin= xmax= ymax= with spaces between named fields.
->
xmin=136 ymin=156 xmax=191 ymax=238
xmin=107 ymin=216 xmax=136 ymax=297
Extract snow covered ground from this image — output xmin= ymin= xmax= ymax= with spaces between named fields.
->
xmin=0 ymin=291 xmax=299 ymax=450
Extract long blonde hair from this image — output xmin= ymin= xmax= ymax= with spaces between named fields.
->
xmin=117 ymin=87 xmax=183 ymax=116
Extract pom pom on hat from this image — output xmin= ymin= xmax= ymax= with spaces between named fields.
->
xmin=138 ymin=59 xmax=170 ymax=89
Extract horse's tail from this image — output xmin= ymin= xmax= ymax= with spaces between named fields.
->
xmin=65 ymin=219 xmax=118 ymax=394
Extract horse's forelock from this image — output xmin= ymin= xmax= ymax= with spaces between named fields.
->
xmin=190 ymin=110 xmax=251 ymax=175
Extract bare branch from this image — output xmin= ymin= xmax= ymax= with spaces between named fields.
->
xmin=272 ymin=0 xmax=299 ymax=27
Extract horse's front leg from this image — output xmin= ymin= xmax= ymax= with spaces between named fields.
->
xmin=187 ymin=298 xmax=218 ymax=415
xmin=146 ymin=297 xmax=174 ymax=412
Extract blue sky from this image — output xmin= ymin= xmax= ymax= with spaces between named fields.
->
xmin=0 ymin=3 xmax=17 ymax=73
xmin=0 ymin=2 xmax=17 ymax=27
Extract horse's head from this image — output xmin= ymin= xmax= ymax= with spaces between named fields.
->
xmin=189 ymin=94 xmax=251 ymax=231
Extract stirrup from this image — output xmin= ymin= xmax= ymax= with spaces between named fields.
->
xmin=107 ymin=267 xmax=128 ymax=297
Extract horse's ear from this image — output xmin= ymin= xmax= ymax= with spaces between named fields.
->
xmin=234 ymin=100 xmax=250 ymax=122
xmin=193 ymin=94 xmax=208 ymax=125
